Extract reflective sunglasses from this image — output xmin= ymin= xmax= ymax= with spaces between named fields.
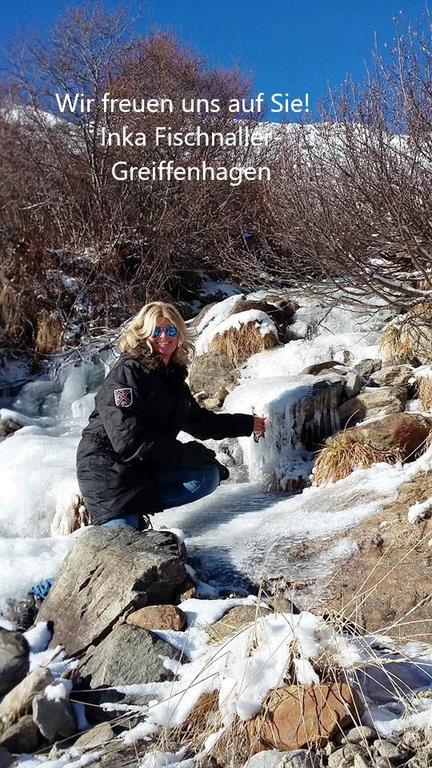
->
xmin=151 ymin=324 xmax=178 ymax=338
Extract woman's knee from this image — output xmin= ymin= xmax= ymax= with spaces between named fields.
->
xmin=200 ymin=464 xmax=220 ymax=496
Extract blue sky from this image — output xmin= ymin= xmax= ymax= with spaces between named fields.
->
xmin=0 ymin=0 xmax=428 ymax=119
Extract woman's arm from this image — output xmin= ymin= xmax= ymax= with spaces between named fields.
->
xmin=183 ymin=391 xmax=254 ymax=441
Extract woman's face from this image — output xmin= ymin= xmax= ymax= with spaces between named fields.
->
xmin=149 ymin=315 xmax=179 ymax=364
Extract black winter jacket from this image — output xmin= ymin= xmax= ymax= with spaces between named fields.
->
xmin=76 ymin=353 xmax=254 ymax=525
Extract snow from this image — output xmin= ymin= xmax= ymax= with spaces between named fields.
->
xmin=45 ymin=677 xmax=73 ymax=702
xmin=240 ymin=331 xmax=380 ymax=380
xmin=0 ymin=533 xmax=79 ymax=609
xmin=407 ymin=497 xmax=432 ymax=523
xmin=24 ymin=621 xmax=52 ymax=653
xmin=4 ymin=288 xmax=432 ymax=758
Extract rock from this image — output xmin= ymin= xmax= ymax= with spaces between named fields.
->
xmin=248 ymin=684 xmax=361 ymax=752
xmin=345 ymin=725 xmax=377 ymax=743
xmin=354 ymin=412 xmax=432 ymax=458
xmin=77 ymin=624 xmax=180 ymax=723
xmin=375 ymin=739 xmax=405 ymax=761
xmin=328 ymin=745 xmax=363 ymax=768
xmin=32 ymin=693 xmax=76 ymax=743
xmin=369 ymin=364 xmax=413 ymax=388
xmin=353 ymin=359 xmax=382 ymax=378
xmin=189 ymin=351 xmax=237 ymax=396
xmin=1 ymin=595 xmax=41 ymax=633
xmin=38 ymin=527 xmax=187 ymax=656
xmin=0 ymin=746 xmax=13 ymax=768
xmin=338 ymin=386 xmax=407 ymax=426
xmin=208 ymin=605 xmax=272 ymax=643
xmin=178 ymin=581 xmax=197 ymax=601
xmin=0 ymin=715 xmax=40 ymax=753
xmin=0 ymin=667 xmax=53 ymax=731
xmin=126 ymin=604 xmax=186 ymax=631
xmin=243 ymin=748 xmax=318 ymax=767
xmin=0 ymin=630 xmax=29 ymax=695
xmin=353 ymin=755 xmax=371 ymax=768
xmin=344 ymin=372 xmax=362 ymax=399
xmin=230 ymin=298 xmax=298 ymax=329
xmin=73 ymin=722 xmax=114 ymax=749
xmin=78 ymin=623 xmax=179 ymax=689
xmin=301 ymin=361 xmax=347 ymax=376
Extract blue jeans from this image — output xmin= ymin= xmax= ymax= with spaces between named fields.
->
xmin=103 ymin=464 xmax=220 ymax=529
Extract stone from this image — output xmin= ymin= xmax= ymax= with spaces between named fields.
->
xmin=243 ymin=748 xmax=318 ymax=767
xmin=0 ymin=595 xmax=41 ymax=632
xmin=189 ymin=351 xmax=237 ymax=396
xmin=354 ymin=412 xmax=432 ymax=459
xmin=0 ymin=746 xmax=13 ymax=768
xmin=0 ymin=667 xmax=53 ymax=731
xmin=32 ymin=693 xmax=76 ymax=743
xmin=0 ymin=715 xmax=40 ymax=753
xmin=353 ymin=756 xmax=371 ymax=768
xmin=345 ymin=725 xmax=377 ymax=743
xmin=248 ymin=684 xmax=361 ymax=752
xmin=38 ymin=527 xmax=186 ymax=656
xmin=344 ymin=372 xmax=362 ymax=399
xmin=126 ymin=605 xmax=186 ymax=632
xmin=369 ymin=364 xmax=413 ymax=388
xmin=0 ymin=629 xmax=29 ymax=695
xmin=78 ymin=624 xmax=180 ymax=690
xmin=73 ymin=722 xmax=114 ymax=749
xmin=338 ymin=386 xmax=407 ymax=426
xmin=208 ymin=605 xmax=272 ymax=643
xmin=353 ymin=359 xmax=382 ymax=378
xmin=328 ymin=745 xmax=363 ymax=768
xmin=375 ymin=739 xmax=404 ymax=761
xmin=301 ymin=361 xmax=347 ymax=376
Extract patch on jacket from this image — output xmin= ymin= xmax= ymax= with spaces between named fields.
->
xmin=114 ymin=387 xmax=133 ymax=407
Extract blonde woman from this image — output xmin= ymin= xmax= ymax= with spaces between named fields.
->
xmin=76 ymin=301 xmax=266 ymax=529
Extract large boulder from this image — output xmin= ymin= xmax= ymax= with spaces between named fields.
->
xmin=338 ymin=386 xmax=407 ymax=426
xmin=314 ymin=413 xmax=431 ymax=486
xmin=0 ymin=715 xmax=40 ymax=754
xmin=247 ymin=684 xmax=360 ymax=752
xmin=38 ymin=528 xmax=187 ymax=656
xmin=369 ymin=364 xmax=413 ymax=389
xmin=0 ymin=630 xmax=29 ymax=695
xmin=354 ymin=412 xmax=432 ymax=457
xmin=188 ymin=351 xmax=237 ymax=396
xmin=78 ymin=624 xmax=180 ymax=690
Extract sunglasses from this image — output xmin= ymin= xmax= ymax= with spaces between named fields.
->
xmin=151 ymin=325 xmax=178 ymax=338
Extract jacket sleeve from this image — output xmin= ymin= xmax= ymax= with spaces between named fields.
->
xmin=183 ymin=391 xmax=254 ymax=441
xmin=96 ymin=362 xmax=184 ymax=464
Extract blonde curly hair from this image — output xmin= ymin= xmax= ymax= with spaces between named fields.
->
xmin=119 ymin=301 xmax=194 ymax=367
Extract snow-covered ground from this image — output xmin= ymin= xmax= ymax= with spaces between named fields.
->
xmin=3 ymin=288 xmax=432 ymax=765
xmin=0 ymin=291 xmax=398 ymax=607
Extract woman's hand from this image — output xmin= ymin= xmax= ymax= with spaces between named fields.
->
xmin=253 ymin=415 xmax=266 ymax=439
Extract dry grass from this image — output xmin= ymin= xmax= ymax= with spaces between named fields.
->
xmin=209 ymin=324 xmax=279 ymax=367
xmin=418 ymin=376 xmax=432 ymax=412
xmin=35 ymin=309 xmax=65 ymax=355
xmin=313 ymin=432 xmax=400 ymax=486
xmin=379 ymin=322 xmax=414 ymax=365
xmin=0 ymin=284 xmax=34 ymax=346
